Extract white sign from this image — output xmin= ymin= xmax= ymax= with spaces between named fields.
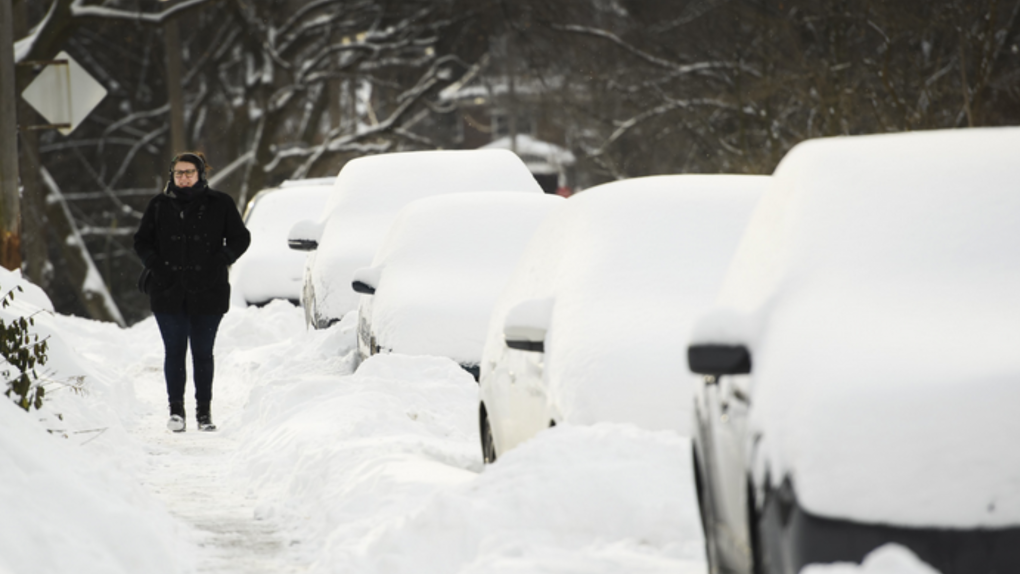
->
xmin=20 ymin=51 xmax=107 ymax=135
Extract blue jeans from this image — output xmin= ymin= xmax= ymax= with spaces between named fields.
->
xmin=154 ymin=313 xmax=223 ymax=405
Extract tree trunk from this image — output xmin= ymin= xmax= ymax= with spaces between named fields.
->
xmin=39 ymin=168 xmax=126 ymax=327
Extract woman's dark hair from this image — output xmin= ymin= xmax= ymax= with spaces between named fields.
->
xmin=170 ymin=151 xmax=213 ymax=182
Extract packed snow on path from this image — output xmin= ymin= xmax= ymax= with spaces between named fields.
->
xmin=0 ymin=272 xmax=707 ymax=574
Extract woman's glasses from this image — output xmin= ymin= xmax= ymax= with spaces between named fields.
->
xmin=173 ymin=169 xmax=198 ymax=177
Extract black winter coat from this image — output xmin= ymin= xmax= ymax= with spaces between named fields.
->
xmin=134 ymin=186 xmax=250 ymax=315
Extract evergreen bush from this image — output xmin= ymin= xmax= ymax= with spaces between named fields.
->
xmin=1 ymin=285 xmax=50 ymax=411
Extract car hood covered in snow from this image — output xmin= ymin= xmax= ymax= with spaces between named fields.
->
xmin=692 ymin=127 xmax=1020 ymax=528
xmin=754 ymin=282 xmax=1020 ymax=528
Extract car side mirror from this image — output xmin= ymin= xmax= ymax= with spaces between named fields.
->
xmin=287 ymin=219 xmax=322 ymax=251
xmin=351 ymin=266 xmax=383 ymax=295
xmin=503 ymin=297 xmax=554 ymax=353
xmin=687 ymin=344 xmax=752 ymax=376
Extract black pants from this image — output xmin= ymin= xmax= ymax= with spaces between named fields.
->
xmin=154 ymin=313 xmax=223 ymax=405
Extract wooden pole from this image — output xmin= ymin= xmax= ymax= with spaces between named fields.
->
xmin=0 ymin=0 xmax=23 ymax=271
xmin=12 ymin=0 xmax=48 ymax=286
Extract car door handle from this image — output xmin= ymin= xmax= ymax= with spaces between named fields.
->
xmin=731 ymin=387 xmax=749 ymax=404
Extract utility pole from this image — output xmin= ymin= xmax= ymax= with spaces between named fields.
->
xmin=163 ymin=0 xmax=186 ymax=154
xmin=12 ymin=0 xmax=48 ymax=287
xmin=0 ymin=0 xmax=23 ymax=271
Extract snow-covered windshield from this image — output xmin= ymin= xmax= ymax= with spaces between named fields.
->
xmin=366 ymin=192 xmax=563 ymax=364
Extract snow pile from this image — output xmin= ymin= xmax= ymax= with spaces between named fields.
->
xmin=230 ymin=181 xmax=333 ymax=305
xmin=0 ymin=399 xmax=189 ymax=574
xmin=215 ymin=305 xmax=708 ymax=573
xmin=0 ymin=268 xmax=191 ymax=574
xmin=2 ymin=271 xmax=707 ymax=573
xmin=342 ymin=424 xmax=705 ymax=574
xmin=802 ymin=544 xmax=941 ymax=574
xmin=365 ymin=192 xmax=563 ymax=365
xmin=230 ymin=350 xmax=480 ymax=553
xmin=483 ymin=175 xmax=765 ymax=434
xmin=692 ymin=127 xmax=1020 ymax=527
xmin=305 ymin=149 xmax=543 ymax=323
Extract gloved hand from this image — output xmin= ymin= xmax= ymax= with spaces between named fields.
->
xmin=145 ymin=254 xmax=174 ymax=283
xmin=211 ymin=251 xmax=231 ymax=267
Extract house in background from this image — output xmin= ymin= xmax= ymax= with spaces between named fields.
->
xmin=481 ymin=135 xmax=575 ymax=196
xmin=439 ymin=57 xmax=577 ymax=196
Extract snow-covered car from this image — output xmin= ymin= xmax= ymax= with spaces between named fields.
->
xmin=229 ymin=178 xmax=334 ymax=306
xmin=351 ymin=192 xmax=563 ymax=378
xmin=477 ymin=175 xmax=766 ymax=463
xmin=687 ymin=128 xmax=1020 ymax=574
xmin=288 ymin=149 xmax=544 ymax=328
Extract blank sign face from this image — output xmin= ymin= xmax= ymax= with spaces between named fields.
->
xmin=21 ymin=51 xmax=107 ymax=135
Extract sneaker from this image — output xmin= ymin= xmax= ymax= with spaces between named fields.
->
xmin=167 ymin=414 xmax=186 ymax=432
xmin=197 ymin=402 xmax=216 ymax=432
xmin=168 ymin=402 xmax=186 ymax=432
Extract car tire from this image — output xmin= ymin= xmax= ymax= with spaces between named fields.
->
xmin=693 ymin=450 xmax=724 ymax=574
xmin=480 ymin=409 xmax=497 ymax=464
xmin=750 ymin=481 xmax=767 ymax=574
xmin=754 ymin=479 xmax=783 ymax=574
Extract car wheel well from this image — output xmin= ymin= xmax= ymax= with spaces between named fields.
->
xmin=692 ymin=449 xmax=708 ymax=534
xmin=479 ymin=403 xmax=497 ymax=464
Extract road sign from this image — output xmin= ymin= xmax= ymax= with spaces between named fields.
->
xmin=20 ymin=51 xmax=107 ymax=135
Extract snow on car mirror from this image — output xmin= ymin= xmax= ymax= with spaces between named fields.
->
xmin=287 ymin=219 xmax=323 ymax=251
xmin=687 ymin=344 xmax=752 ymax=376
xmin=503 ymin=297 xmax=554 ymax=353
xmin=687 ymin=309 xmax=759 ymax=375
xmin=351 ymin=266 xmax=383 ymax=295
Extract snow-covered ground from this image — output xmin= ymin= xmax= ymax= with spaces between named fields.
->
xmin=0 ymin=276 xmax=709 ymax=574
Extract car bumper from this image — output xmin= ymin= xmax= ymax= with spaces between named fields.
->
xmin=758 ymin=480 xmax=1020 ymax=574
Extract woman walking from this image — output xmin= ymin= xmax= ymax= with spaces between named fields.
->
xmin=134 ymin=152 xmax=250 ymax=432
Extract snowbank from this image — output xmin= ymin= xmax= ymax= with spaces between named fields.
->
xmin=220 ymin=306 xmax=707 ymax=573
xmin=802 ymin=544 xmax=941 ymax=574
xmin=342 ymin=424 xmax=706 ymax=574
xmin=0 ymin=268 xmax=191 ymax=574
xmin=2 ymin=268 xmax=707 ymax=573
xmin=0 ymin=399 xmax=189 ymax=574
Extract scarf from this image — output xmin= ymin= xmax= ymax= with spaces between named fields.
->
xmin=167 ymin=179 xmax=209 ymax=202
